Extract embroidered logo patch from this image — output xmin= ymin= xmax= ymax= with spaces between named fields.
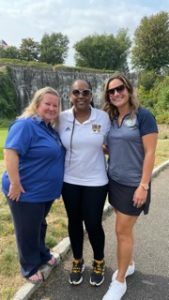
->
xmin=92 ymin=124 xmax=101 ymax=133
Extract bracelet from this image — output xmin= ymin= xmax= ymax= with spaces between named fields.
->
xmin=140 ymin=183 xmax=149 ymax=191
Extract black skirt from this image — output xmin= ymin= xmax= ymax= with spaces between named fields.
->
xmin=108 ymin=178 xmax=151 ymax=216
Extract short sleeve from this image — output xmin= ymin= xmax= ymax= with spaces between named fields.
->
xmin=4 ymin=119 xmax=32 ymax=156
xmin=137 ymin=108 xmax=158 ymax=137
xmin=104 ymin=112 xmax=111 ymax=135
xmin=102 ymin=111 xmax=111 ymax=144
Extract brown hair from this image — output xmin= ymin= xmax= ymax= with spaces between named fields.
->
xmin=102 ymin=72 xmax=139 ymax=120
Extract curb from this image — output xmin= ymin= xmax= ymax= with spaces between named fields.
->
xmin=13 ymin=160 xmax=169 ymax=300
xmin=151 ymin=159 xmax=169 ymax=178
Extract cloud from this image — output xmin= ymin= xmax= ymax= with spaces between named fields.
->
xmin=0 ymin=0 xmax=168 ymax=65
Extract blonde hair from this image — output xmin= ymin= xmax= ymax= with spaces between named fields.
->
xmin=102 ymin=72 xmax=139 ymax=120
xmin=18 ymin=87 xmax=60 ymax=126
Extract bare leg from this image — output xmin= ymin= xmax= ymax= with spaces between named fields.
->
xmin=115 ymin=211 xmax=138 ymax=282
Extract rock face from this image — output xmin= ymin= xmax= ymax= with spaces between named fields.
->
xmin=9 ymin=66 xmax=112 ymax=112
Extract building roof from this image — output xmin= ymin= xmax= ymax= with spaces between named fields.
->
xmin=0 ymin=40 xmax=8 ymax=48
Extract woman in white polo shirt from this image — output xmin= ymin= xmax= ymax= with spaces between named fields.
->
xmin=59 ymin=79 xmax=110 ymax=287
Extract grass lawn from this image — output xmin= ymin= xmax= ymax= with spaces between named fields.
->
xmin=0 ymin=124 xmax=169 ymax=299
xmin=0 ymin=193 xmax=68 ymax=299
xmin=0 ymin=128 xmax=8 ymax=160
xmin=0 ymin=128 xmax=68 ymax=298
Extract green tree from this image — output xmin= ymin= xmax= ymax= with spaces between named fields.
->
xmin=0 ymin=47 xmax=6 ymax=58
xmin=137 ymin=70 xmax=158 ymax=90
xmin=19 ymin=38 xmax=40 ymax=61
xmin=153 ymin=76 xmax=169 ymax=110
xmin=74 ymin=30 xmax=131 ymax=71
xmin=40 ymin=33 xmax=69 ymax=65
xmin=0 ymin=46 xmax=20 ymax=59
xmin=131 ymin=11 xmax=169 ymax=73
xmin=0 ymin=69 xmax=17 ymax=118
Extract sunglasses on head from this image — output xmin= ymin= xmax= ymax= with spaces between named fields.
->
xmin=107 ymin=84 xmax=125 ymax=95
xmin=72 ymin=89 xmax=92 ymax=97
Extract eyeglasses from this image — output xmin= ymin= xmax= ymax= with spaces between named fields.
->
xmin=72 ymin=89 xmax=92 ymax=97
xmin=107 ymin=84 xmax=125 ymax=95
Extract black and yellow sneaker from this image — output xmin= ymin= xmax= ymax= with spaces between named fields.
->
xmin=90 ymin=259 xmax=105 ymax=286
xmin=69 ymin=259 xmax=85 ymax=285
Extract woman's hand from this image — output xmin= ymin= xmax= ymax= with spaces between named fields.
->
xmin=102 ymin=144 xmax=109 ymax=154
xmin=4 ymin=149 xmax=25 ymax=201
xmin=8 ymin=182 xmax=25 ymax=201
xmin=132 ymin=186 xmax=147 ymax=208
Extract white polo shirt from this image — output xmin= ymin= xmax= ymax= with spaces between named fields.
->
xmin=58 ymin=107 xmax=111 ymax=186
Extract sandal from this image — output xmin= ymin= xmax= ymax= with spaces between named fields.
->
xmin=47 ymin=255 xmax=57 ymax=267
xmin=27 ymin=271 xmax=44 ymax=284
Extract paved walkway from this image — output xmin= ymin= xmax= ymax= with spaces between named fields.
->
xmin=26 ymin=167 xmax=169 ymax=300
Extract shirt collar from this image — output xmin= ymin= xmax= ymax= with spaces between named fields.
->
xmin=32 ymin=115 xmax=53 ymax=128
xmin=32 ymin=114 xmax=43 ymax=123
xmin=67 ymin=106 xmax=96 ymax=122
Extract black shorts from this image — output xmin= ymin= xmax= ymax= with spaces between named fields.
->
xmin=108 ymin=178 xmax=151 ymax=216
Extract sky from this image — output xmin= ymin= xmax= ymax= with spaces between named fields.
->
xmin=0 ymin=0 xmax=169 ymax=66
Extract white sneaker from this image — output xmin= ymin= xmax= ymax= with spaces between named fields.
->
xmin=102 ymin=279 xmax=127 ymax=300
xmin=112 ymin=262 xmax=135 ymax=281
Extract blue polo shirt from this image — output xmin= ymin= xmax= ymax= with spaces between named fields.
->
xmin=107 ymin=107 xmax=158 ymax=187
xmin=2 ymin=116 xmax=65 ymax=202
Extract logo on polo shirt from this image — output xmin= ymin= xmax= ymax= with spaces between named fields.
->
xmin=92 ymin=124 xmax=101 ymax=133
xmin=124 ymin=116 xmax=137 ymax=127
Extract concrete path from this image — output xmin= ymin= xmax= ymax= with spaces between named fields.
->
xmin=30 ymin=166 xmax=169 ymax=300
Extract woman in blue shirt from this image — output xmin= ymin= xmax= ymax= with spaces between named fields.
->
xmin=2 ymin=87 xmax=65 ymax=283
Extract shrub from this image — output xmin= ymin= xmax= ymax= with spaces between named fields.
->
xmin=0 ymin=69 xmax=17 ymax=118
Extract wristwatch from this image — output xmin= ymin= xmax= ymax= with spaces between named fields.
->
xmin=140 ymin=183 xmax=149 ymax=191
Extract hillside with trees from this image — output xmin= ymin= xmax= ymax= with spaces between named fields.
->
xmin=0 ymin=11 xmax=169 ymax=123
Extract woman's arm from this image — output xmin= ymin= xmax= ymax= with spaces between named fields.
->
xmin=139 ymin=132 xmax=158 ymax=186
xmin=133 ymin=132 xmax=158 ymax=208
xmin=102 ymin=144 xmax=109 ymax=155
xmin=4 ymin=149 xmax=25 ymax=201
